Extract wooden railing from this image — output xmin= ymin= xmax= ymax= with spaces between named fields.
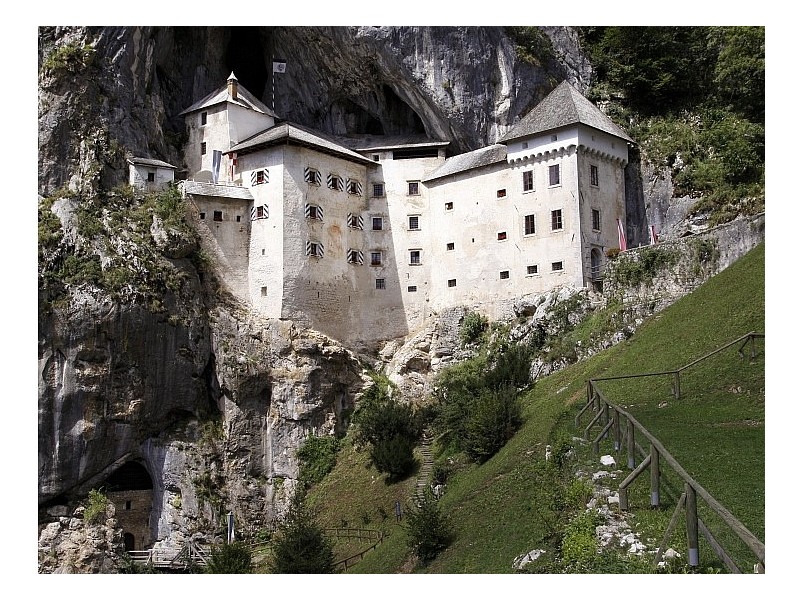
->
xmin=127 ymin=540 xmax=209 ymax=570
xmin=576 ymin=332 xmax=765 ymax=573
xmin=325 ymin=528 xmax=386 ymax=571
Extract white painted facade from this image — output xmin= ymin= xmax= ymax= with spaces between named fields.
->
xmin=128 ymin=158 xmax=176 ymax=191
xmin=178 ymin=77 xmax=631 ymax=347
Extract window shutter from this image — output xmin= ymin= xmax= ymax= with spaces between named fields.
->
xmin=317 ymin=205 xmax=324 ymax=221
xmin=306 ymin=241 xmax=312 ymax=256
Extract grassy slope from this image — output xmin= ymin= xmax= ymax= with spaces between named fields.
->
xmin=307 ymin=242 xmax=765 ymax=573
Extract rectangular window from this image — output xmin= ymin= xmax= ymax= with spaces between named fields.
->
xmin=500 ymin=270 xmax=510 ymax=280
xmin=347 ymin=213 xmax=363 ymax=229
xmin=306 ymin=204 xmax=322 ymax=221
xmin=407 ymin=285 xmax=417 ymax=292
xmin=551 ymin=134 xmax=558 ymax=142
xmin=408 ymin=181 xmax=420 ymax=195
xmin=372 ymin=217 xmax=383 ymax=231
xmin=552 ymin=261 xmax=564 ymax=271
xmin=371 ymin=251 xmax=382 ymax=266
xmin=213 ymin=210 xmax=223 ymax=222
xmin=254 ymin=205 xmax=268 ymax=220
xmin=551 ymin=209 xmax=563 ymax=231
xmin=328 ymin=174 xmax=343 ymax=191
xmin=590 ymin=164 xmax=599 ymax=187
xmin=201 ymin=111 xmax=207 ymax=126
xmin=448 ymin=279 xmax=457 ymax=288
xmin=592 ymin=208 xmax=601 ymax=231
xmin=497 ymin=189 xmax=507 ymax=198
xmin=253 ymin=169 xmax=268 ymax=185
xmin=147 ymin=172 xmax=155 ymax=182
xmin=549 ymin=164 xmax=560 ymax=186
xmin=497 ymin=231 xmax=507 ymax=241
xmin=524 ymin=214 xmax=535 ymax=236
xmin=304 ymin=167 xmax=321 ymax=186
xmin=445 ymin=201 xmax=453 ymax=211
xmin=527 ymin=265 xmax=538 ymax=276
xmin=347 ymin=249 xmax=363 ymax=265
xmin=408 ymin=215 xmax=420 ymax=230
xmin=523 ymin=170 xmax=534 ymax=192
xmin=346 ymin=179 xmax=362 ymax=195
xmin=261 ymin=286 xmax=268 ymax=297
xmin=199 ymin=212 xmax=205 ymax=220
xmin=446 ymin=242 xmax=455 ymax=251
xmin=236 ymin=215 xmax=241 ymax=222
xmin=372 ymin=154 xmax=380 ymax=161
xmin=409 ymin=250 xmax=421 ymax=265
xmin=307 ymin=242 xmax=323 ymax=257
xmin=372 ymin=183 xmax=384 ymax=197
xmin=376 ymin=278 xmax=386 ymax=290
xmin=201 ymin=142 xmax=207 ymax=156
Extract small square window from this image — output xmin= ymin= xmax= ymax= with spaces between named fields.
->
xmin=347 ymin=249 xmax=363 ymax=265
xmin=447 ymin=279 xmax=457 ymax=288
xmin=328 ymin=175 xmax=343 ymax=191
xmin=522 ymin=142 xmax=529 ymax=149
xmin=496 ymin=189 xmax=506 ymax=198
xmin=445 ymin=201 xmax=453 ymax=211
xmin=261 ymin=286 xmax=268 ymax=296
xmin=408 ymin=285 xmax=417 ymax=292
xmin=307 ymin=205 xmax=321 ymax=220
xmin=408 ymin=215 xmax=420 ymax=230
xmin=371 ymin=251 xmax=382 ymax=266
xmin=590 ymin=164 xmax=599 ymax=187
xmin=346 ymin=179 xmax=361 ymax=195
xmin=373 ymin=183 xmax=384 ymax=197
xmin=409 ymin=250 xmax=421 ymax=265
xmin=201 ymin=111 xmax=207 ymax=126
xmin=592 ymin=209 xmax=601 ymax=231
xmin=497 ymin=231 xmax=507 ymax=241
xmin=524 ymin=214 xmax=535 ymax=236
xmin=308 ymin=242 xmax=322 ymax=257
xmin=551 ymin=134 xmax=558 ymax=142
xmin=348 ymin=213 xmax=362 ymax=229
xmin=523 ymin=170 xmax=533 ymax=192
xmin=372 ymin=217 xmax=383 ymax=231
xmin=255 ymin=205 xmax=268 ymax=220
xmin=201 ymin=142 xmax=207 ymax=156
xmin=147 ymin=172 xmax=155 ymax=182
xmin=125 ymin=501 xmax=132 ymax=510
xmin=551 ymin=209 xmax=563 ymax=231
xmin=255 ymin=169 xmax=268 ymax=185
xmin=408 ymin=181 xmax=420 ymax=195
xmin=500 ymin=270 xmax=510 ymax=280
xmin=527 ymin=265 xmax=538 ymax=276
xmin=446 ymin=242 xmax=455 ymax=251
xmin=372 ymin=154 xmax=380 ymax=161
xmin=199 ymin=212 xmax=205 ymax=220
xmin=549 ymin=164 xmax=560 ymax=186
xmin=236 ymin=215 xmax=241 ymax=222
xmin=304 ymin=168 xmax=321 ymax=186
xmin=552 ymin=261 xmax=564 ymax=271
xmin=376 ymin=278 xmax=386 ymax=290
xmin=213 ymin=210 xmax=223 ymax=222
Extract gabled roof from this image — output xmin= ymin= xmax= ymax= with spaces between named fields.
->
xmin=500 ymin=81 xmax=633 ymax=144
xmin=182 ymin=181 xmax=254 ymax=200
xmin=333 ymin=134 xmax=449 ymax=152
xmin=229 ymin=122 xmax=376 ymax=166
xmin=179 ymin=73 xmax=275 ymax=117
xmin=128 ymin=157 xmax=177 ymax=169
xmin=423 ymin=144 xmax=507 ymax=183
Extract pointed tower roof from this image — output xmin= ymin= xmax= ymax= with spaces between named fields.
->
xmin=500 ymin=81 xmax=633 ymax=144
xmin=179 ymin=73 xmax=275 ymax=117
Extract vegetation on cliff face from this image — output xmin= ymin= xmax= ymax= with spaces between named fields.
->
xmin=580 ymin=26 xmax=764 ymax=225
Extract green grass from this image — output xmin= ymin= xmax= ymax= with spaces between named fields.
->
xmin=306 ymin=242 xmax=764 ymax=573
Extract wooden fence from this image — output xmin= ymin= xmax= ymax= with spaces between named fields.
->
xmin=127 ymin=540 xmax=209 ymax=570
xmin=575 ymin=332 xmax=765 ymax=573
xmin=324 ymin=528 xmax=386 ymax=571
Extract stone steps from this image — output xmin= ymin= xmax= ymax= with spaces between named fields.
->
xmin=413 ymin=431 xmax=435 ymax=503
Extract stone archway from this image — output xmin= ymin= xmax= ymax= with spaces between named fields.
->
xmin=123 ymin=532 xmax=135 ymax=552
xmin=590 ymin=247 xmax=603 ymax=292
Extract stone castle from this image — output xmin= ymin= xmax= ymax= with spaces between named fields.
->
xmin=132 ymin=73 xmax=633 ymax=348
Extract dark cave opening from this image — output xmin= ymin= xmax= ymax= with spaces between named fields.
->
xmin=105 ymin=461 xmax=154 ymax=492
xmin=224 ymin=27 xmax=268 ymax=101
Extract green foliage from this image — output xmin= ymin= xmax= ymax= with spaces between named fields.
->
xmin=205 ymin=541 xmax=252 ymax=574
xmin=709 ymin=27 xmax=764 ymax=122
xmin=298 ymin=435 xmax=340 ymax=488
xmin=506 ymin=27 xmax=555 ymax=67
xmin=84 ymin=489 xmax=109 ymax=524
xmin=460 ymin=311 xmax=488 ymax=345
xmin=404 ymin=490 xmax=453 ymax=564
xmin=42 ymin=41 xmax=96 ymax=75
xmin=461 ymin=386 xmax=522 ymax=463
xmin=560 ymin=511 xmax=601 ymax=572
xmin=608 ymin=246 xmax=678 ymax=288
xmin=270 ymin=496 xmax=335 ymax=574
xmin=353 ymin=380 xmax=421 ymax=480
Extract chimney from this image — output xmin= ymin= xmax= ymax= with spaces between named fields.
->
xmin=227 ymin=72 xmax=238 ymax=100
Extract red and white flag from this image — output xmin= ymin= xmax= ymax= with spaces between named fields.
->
xmin=650 ymin=225 xmax=658 ymax=244
xmin=617 ymin=218 xmax=628 ymax=251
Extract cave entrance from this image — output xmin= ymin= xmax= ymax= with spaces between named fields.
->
xmin=225 ymin=27 xmax=268 ymax=101
xmin=104 ymin=461 xmax=154 ymax=551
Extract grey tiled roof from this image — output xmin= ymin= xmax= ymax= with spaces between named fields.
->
xmin=128 ymin=157 xmax=177 ymax=169
xmin=423 ymin=144 xmax=507 ymax=182
xmin=179 ymin=78 xmax=275 ymax=117
xmin=500 ymin=81 xmax=633 ymax=144
xmin=229 ymin=123 xmax=375 ymax=165
xmin=182 ymin=181 xmax=253 ymax=200
xmin=333 ymin=134 xmax=449 ymax=152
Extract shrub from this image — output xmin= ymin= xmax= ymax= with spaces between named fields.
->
xmin=205 ymin=541 xmax=252 ymax=574
xmin=405 ymin=489 xmax=453 ymax=564
xmin=84 ymin=488 xmax=109 ymax=524
xmin=462 ymin=386 xmax=522 ymax=463
xmin=460 ymin=311 xmax=488 ymax=345
xmin=42 ymin=41 xmax=96 ymax=75
xmin=560 ymin=511 xmax=600 ymax=572
xmin=270 ymin=496 xmax=335 ymax=574
xmin=297 ymin=435 xmax=339 ymax=488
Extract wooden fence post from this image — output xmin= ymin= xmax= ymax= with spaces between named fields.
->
xmin=626 ymin=418 xmax=635 ymax=469
xmin=650 ymin=443 xmax=660 ymax=507
xmin=685 ymin=483 xmax=699 ymax=567
xmin=613 ymin=408 xmax=621 ymax=451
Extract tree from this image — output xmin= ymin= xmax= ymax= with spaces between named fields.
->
xmin=205 ymin=541 xmax=252 ymax=574
xmin=270 ymin=496 xmax=335 ymax=574
xmin=404 ymin=489 xmax=453 ymax=564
